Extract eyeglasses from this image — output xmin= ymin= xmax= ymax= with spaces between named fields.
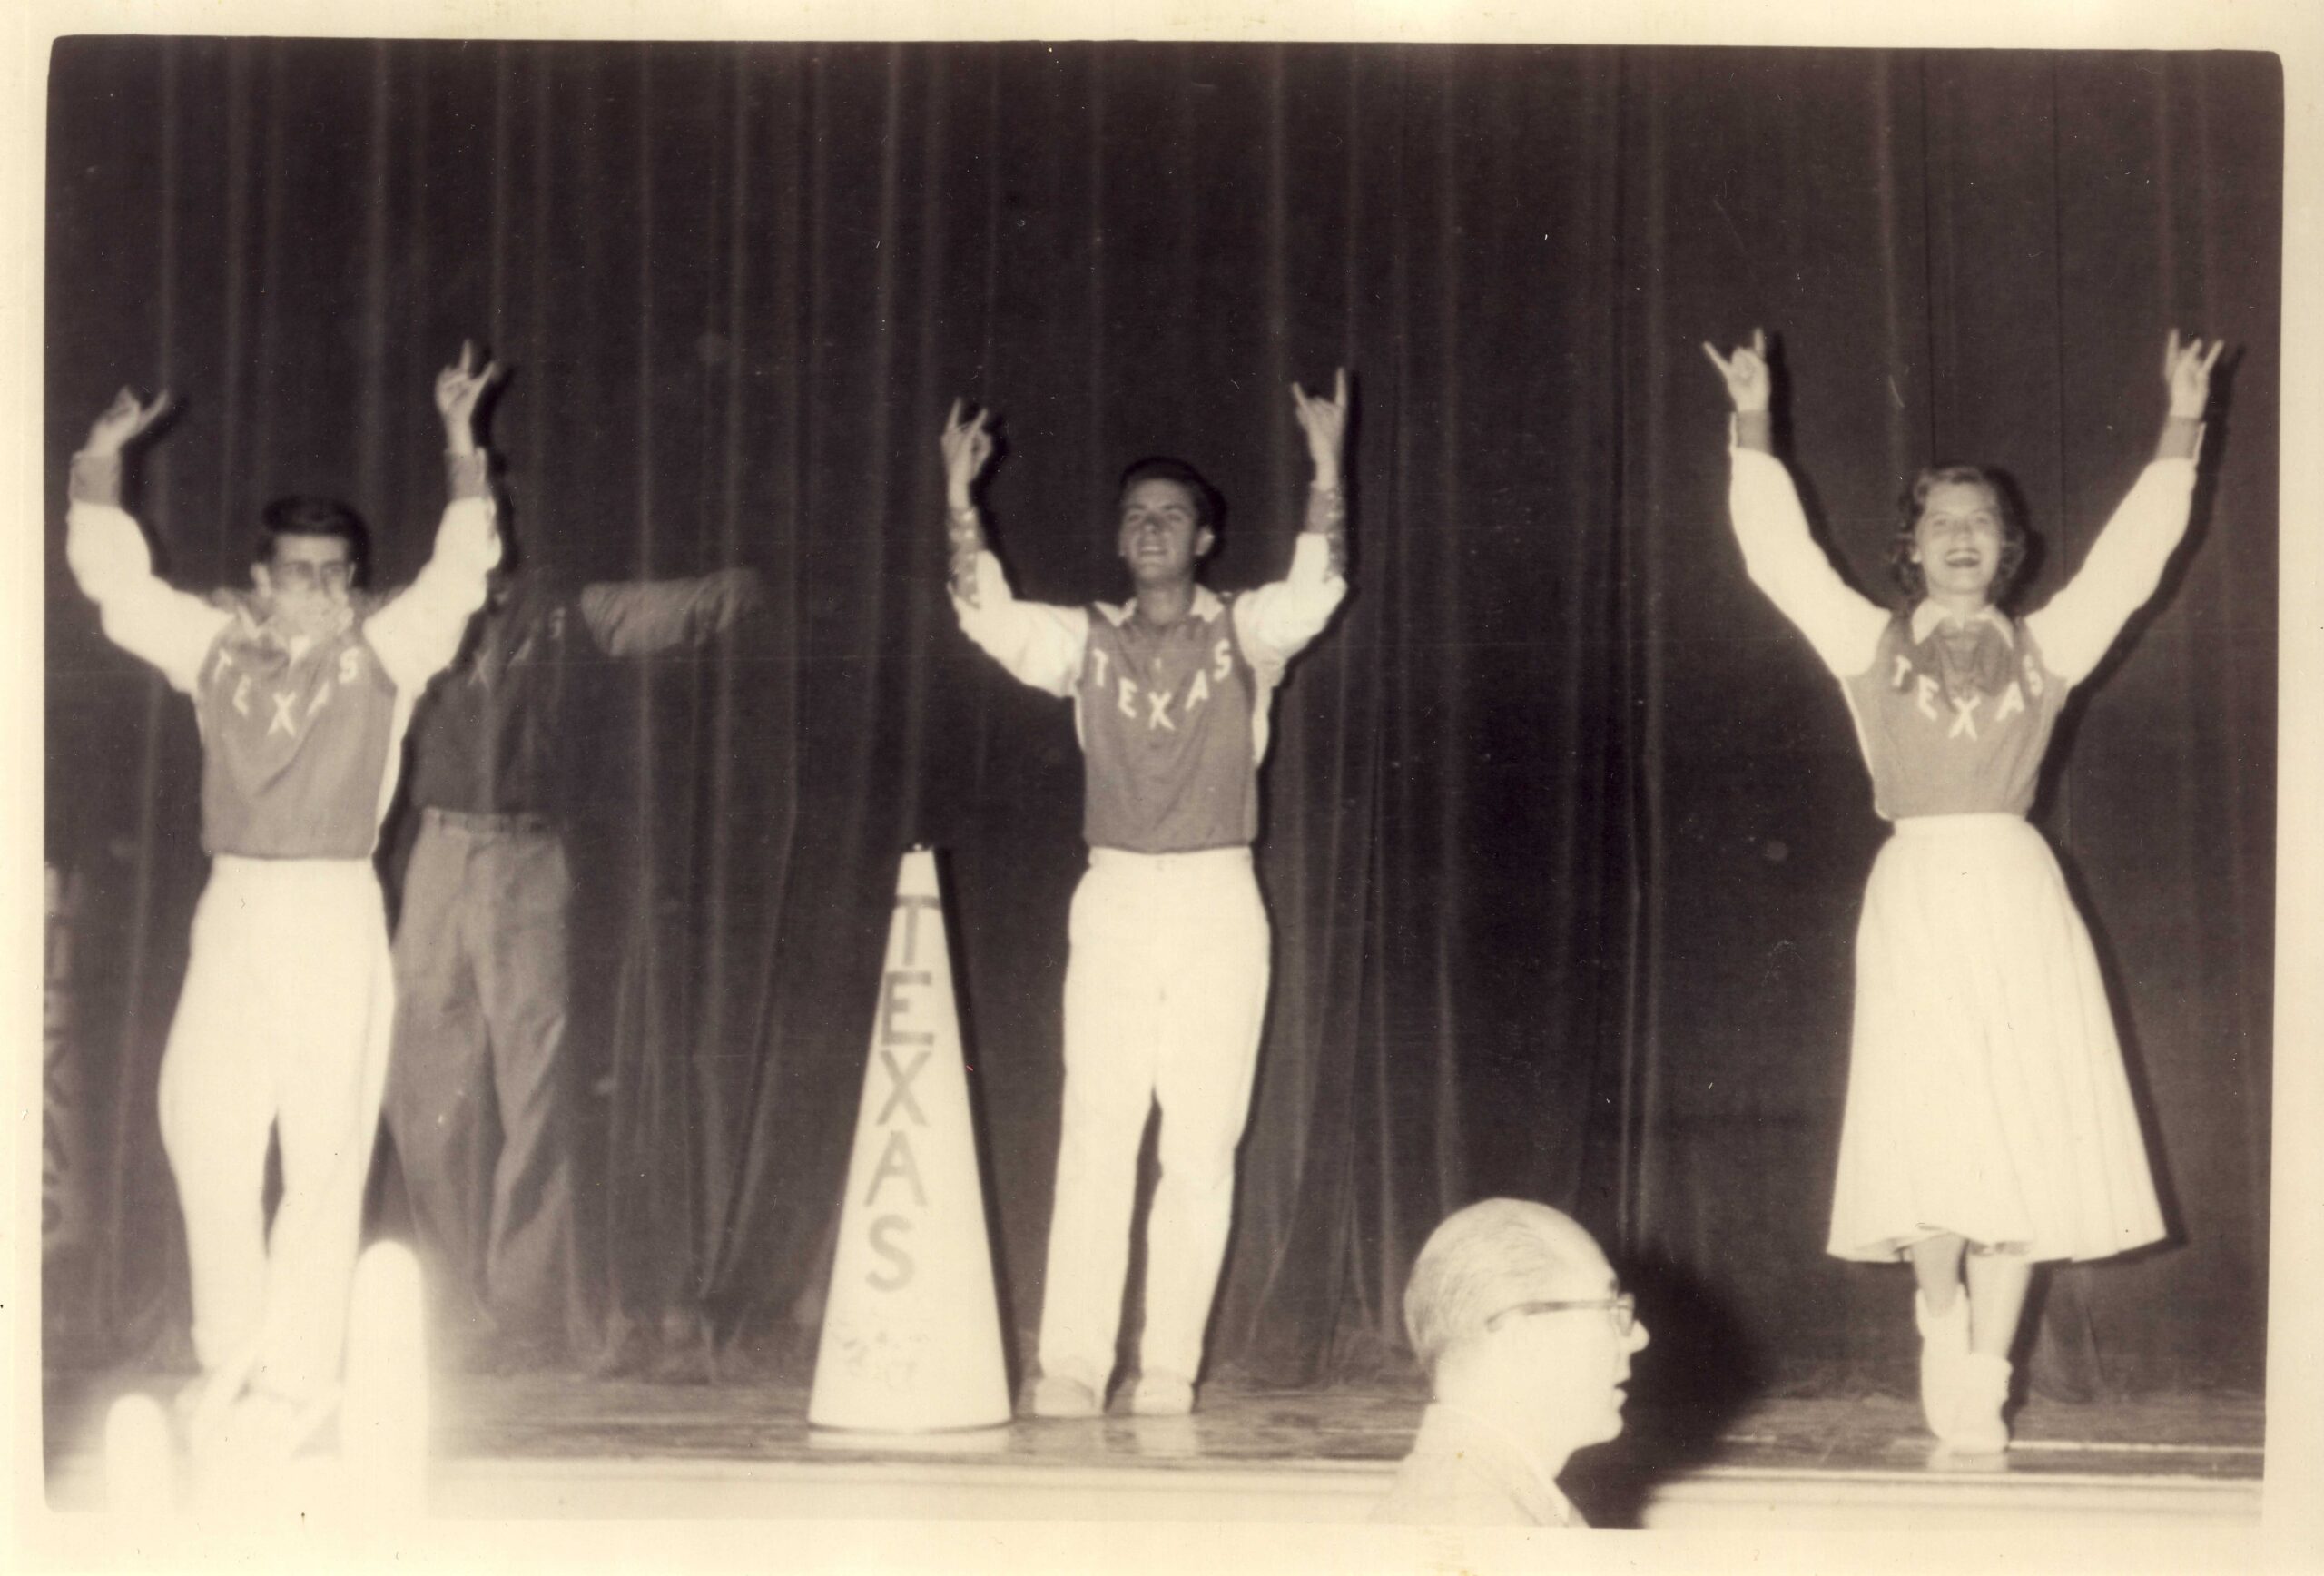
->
xmin=271 ymin=559 xmax=353 ymax=592
xmin=1486 ymin=1292 xmax=1637 ymax=1338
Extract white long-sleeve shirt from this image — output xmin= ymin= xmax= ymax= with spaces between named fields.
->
xmin=955 ymin=527 xmax=1346 ymax=851
xmin=1728 ymin=441 xmax=2201 ymax=686
xmin=1727 ymin=428 xmax=2201 ymax=819
xmin=66 ymin=452 xmax=500 ymax=854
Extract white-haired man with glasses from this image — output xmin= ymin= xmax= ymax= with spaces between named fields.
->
xmin=1374 ymin=1198 xmax=1649 ymax=1527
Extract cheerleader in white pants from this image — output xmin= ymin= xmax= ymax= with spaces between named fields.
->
xmin=1703 ymin=328 xmax=2221 ymax=1452
xmin=65 ymin=350 xmax=500 ymax=1466
xmin=942 ymin=375 xmax=1350 ymax=1417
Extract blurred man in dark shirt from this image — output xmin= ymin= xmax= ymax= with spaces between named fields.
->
xmin=387 ymin=360 xmax=760 ymax=1372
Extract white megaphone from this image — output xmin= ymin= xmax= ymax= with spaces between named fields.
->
xmin=809 ymin=849 xmax=1011 ymax=1434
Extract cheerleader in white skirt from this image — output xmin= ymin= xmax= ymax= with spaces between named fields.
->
xmin=1702 ymin=328 xmax=2222 ymax=1453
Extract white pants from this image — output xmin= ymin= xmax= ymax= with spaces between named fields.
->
xmin=159 ymin=857 xmax=394 ymax=1404
xmin=1037 ymin=847 xmax=1271 ymax=1389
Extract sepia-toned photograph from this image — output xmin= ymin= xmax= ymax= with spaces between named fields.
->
xmin=22 ymin=5 xmax=2310 ymax=1569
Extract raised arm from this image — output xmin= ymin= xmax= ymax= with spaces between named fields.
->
xmin=63 ymin=387 xmax=228 ymax=693
xmin=1236 ymin=369 xmax=1352 ymax=674
xmin=368 ymin=342 xmax=504 ymax=693
xmin=941 ymin=399 xmax=1088 ymax=697
xmin=438 ymin=335 xmax=494 ymax=512
xmin=1704 ymin=330 xmax=1888 ymax=680
xmin=2024 ymin=331 xmax=2220 ymax=686
xmin=577 ymin=568 xmax=763 ymax=656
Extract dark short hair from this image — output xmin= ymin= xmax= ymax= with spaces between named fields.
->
xmin=256 ymin=496 xmax=369 ymax=582
xmin=1890 ymin=465 xmax=2027 ymax=606
xmin=1118 ymin=456 xmax=1223 ymax=536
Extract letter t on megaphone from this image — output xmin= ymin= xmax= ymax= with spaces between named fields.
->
xmin=809 ymin=849 xmax=1011 ymax=1432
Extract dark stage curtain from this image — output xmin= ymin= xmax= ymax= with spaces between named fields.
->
xmin=43 ymin=41 xmax=2276 ymax=1399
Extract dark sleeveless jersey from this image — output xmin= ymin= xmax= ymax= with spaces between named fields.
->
xmin=1077 ymin=593 xmax=1258 ymax=852
xmin=192 ymin=594 xmax=402 ymax=858
xmin=1840 ymin=611 xmax=2068 ymax=821
xmin=403 ymin=576 xmax=580 ymax=815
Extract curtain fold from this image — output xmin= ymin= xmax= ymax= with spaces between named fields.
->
xmin=44 ymin=40 xmax=2276 ymax=1396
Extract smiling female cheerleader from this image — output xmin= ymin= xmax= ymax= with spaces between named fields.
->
xmin=1703 ymin=327 xmax=2221 ymax=1453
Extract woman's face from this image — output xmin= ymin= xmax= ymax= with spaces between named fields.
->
xmin=1910 ymin=480 xmax=2005 ymax=604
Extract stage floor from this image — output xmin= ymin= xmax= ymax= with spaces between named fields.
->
xmin=42 ymin=1368 xmax=2264 ymax=1530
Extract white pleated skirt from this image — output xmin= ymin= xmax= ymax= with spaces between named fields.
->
xmin=1827 ymin=813 xmax=2165 ymax=1264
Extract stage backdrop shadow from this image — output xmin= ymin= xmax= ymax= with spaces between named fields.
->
xmin=43 ymin=41 xmax=2276 ymax=1402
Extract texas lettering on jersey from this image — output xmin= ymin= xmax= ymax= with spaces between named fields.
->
xmin=458 ymin=597 xmax=570 ymax=690
xmin=1082 ymin=629 xmax=1236 ymax=734
xmin=193 ymin=599 xmax=400 ymax=858
xmin=1884 ymin=643 xmax=2046 ymax=744
xmin=1077 ymin=597 xmax=1261 ymax=852
xmin=205 ymin=636 xmax=372 ymax=742
xmin=1844 ymin=612 xmax=2069 ymax=822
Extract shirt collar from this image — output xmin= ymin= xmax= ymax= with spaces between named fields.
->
xmin=1098 ymin=584 xmax=1226 ymax=630
xmin=1909 ymin=599 xmax=2014 ymax=647
xmin=1418 ymin=1403 xmax=1581 ymax=1528
xmin=231 ymin=594 xmax=352 ymax=658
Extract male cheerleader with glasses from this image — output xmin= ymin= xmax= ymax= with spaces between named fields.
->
xmin=64 ymin=349 xmax=500 ymax=1471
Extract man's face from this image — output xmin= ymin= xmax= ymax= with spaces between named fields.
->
xmin=1118 ymin=478 xmax=1213 ymax=589
xmin=1488 ymin=1231 xmax=1651 ymax=1453
xmin=1910 ymin=480 xmax=2005 ymax=603
xmin=253 ymin=533 xmax=355 ymax=638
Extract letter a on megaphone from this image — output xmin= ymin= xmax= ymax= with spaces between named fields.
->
xmin=809 ymin=849 xmax=1011 ymax=1432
